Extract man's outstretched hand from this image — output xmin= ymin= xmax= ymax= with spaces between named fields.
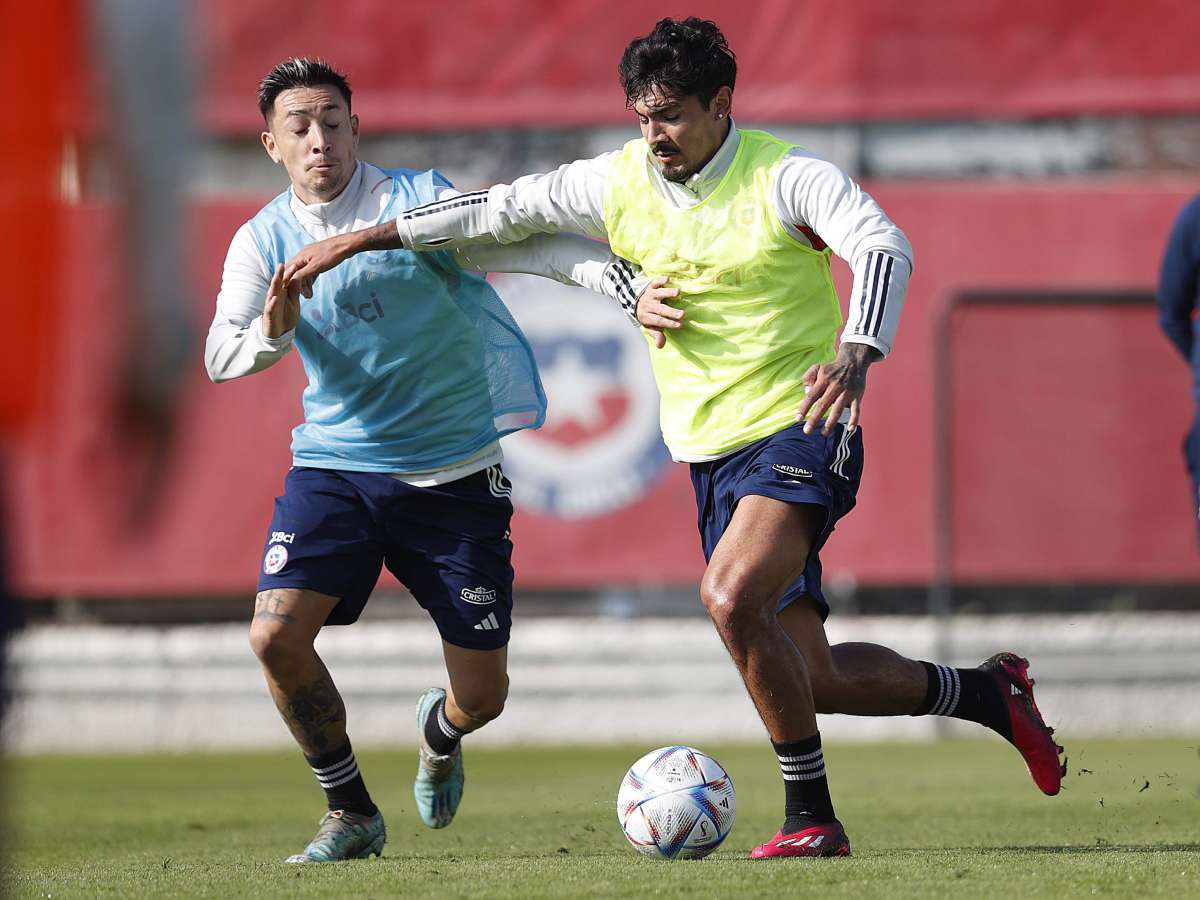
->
xmin=797 ymin=343 xmax=883 ymax=435
xmin=284 ymin=221 xmax=405 ymax=297
xmin=281 ymin=234 xmax=354 ymax=298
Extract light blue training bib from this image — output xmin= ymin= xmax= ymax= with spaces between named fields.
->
xmin=247 ymin=168 xmax=545 ymax=472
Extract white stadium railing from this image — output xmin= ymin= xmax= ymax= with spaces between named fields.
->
xmin=4 ymin=613 xmax=1200 ymax=751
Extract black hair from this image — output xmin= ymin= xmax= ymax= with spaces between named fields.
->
xmin=257 ymin=57 xmax=352 ymax=121
xmin=618 ymin=17 xmax=736 ymax=109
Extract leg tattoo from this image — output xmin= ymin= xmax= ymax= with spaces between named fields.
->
xmin=280 ymin=669 xmax=347 ymax=756
xmin=254 ymin=591 xmax=297 ymax=625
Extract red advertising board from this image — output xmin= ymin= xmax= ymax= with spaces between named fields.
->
xmin=6 ymin=180 xmax=1199 ymax=596
xmin=197 ymin=0 xmax=1200 ymax=132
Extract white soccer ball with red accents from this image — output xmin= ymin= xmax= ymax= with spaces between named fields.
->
xmin=616 ymin=745 xmax=736 ymax=859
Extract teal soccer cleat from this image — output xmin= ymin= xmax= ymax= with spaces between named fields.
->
xmin=414 ymin=687 xmax=465 ymax=829
xmin=285 ymin=809 xmax=386 ymax=863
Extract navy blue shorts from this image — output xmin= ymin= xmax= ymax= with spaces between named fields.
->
xmin=258 ymin=466 xmax=515 ymax=650
xmin=689 ymin=422 xmax=864 ymax=621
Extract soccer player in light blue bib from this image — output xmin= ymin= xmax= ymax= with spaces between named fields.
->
xmin=205 ymin=58 xmax=644 ymax=863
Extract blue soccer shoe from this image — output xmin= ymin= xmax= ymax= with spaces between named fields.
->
xmin=285 ymin=809 xmax=386 ymax=863
xmin=414 ymin=687 xmax=465 ymax=829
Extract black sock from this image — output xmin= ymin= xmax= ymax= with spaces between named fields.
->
xmin=304 ymin=740 xmax=377 ymax=817
xmin=911 ymin=661 xmax=1012 ymax=740
xmin=423 ymin=695 xmax=465 ymax=756
xmin=773 ymin=733 xmax=836 ymax=832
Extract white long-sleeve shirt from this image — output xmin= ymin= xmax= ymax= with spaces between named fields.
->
xmin=395 ymin=122 xmax=913 ymax=357
xmin=205 ymin=160 xmax=644 ymax=483
xmin=205 ymin=160 xmax=645 ymax=383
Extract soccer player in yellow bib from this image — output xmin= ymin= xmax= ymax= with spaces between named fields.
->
xmin=284 ymin=17 xmax=1066 ymax=859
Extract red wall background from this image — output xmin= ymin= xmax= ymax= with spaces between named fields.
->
xmin=7 ymin=1 xmax=1200 ymax=596
xmin=199 ymin=0 xmax=1200 ymax=129
xmin=8 ymin=182 xmax=1198 ymax=596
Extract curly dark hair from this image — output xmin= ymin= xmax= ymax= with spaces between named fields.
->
xmin=257 ymin=57 xmax=352 ymax=121
xmin=618 ymin=17 xmax=736 ymax=109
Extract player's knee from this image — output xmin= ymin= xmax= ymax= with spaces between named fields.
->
xmin=700 ymin=570 xmax=770 ymax=638
xmin=248 ymin=616 xmax=311 ymax=673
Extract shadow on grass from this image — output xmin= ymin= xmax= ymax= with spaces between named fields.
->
xmin=936 ymin=844 xmax=1200 ymax=855
xmin=347 ymin=843 xmax=1200 ymax=865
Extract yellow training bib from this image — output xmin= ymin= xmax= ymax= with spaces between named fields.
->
xmin=603 ymin=130 xmax=842 ymax=459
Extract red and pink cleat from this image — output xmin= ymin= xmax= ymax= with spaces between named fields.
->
xmin=981 ymin=652 xmax=1067 ymax=796
xmin=749 ymin=821 xmax=851 ymax=859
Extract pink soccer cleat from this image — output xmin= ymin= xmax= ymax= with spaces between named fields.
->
xmin=981 ymin=652 xmax=1067 ymax=796
xmin=750 ymin=820 xmax=851 ymax=859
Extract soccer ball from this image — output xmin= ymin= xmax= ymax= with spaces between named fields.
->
xmin=616 ymin=745 xmax=736 ymax=859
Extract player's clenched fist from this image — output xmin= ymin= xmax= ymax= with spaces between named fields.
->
xmin=261 ymin=263 xmax=301 ymax=339
xmin=796 ymin=343 xmax=882 ymax=435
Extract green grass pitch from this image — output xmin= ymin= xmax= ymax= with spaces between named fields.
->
xmin=3 ymin=738 xmax=1198 ymax=898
